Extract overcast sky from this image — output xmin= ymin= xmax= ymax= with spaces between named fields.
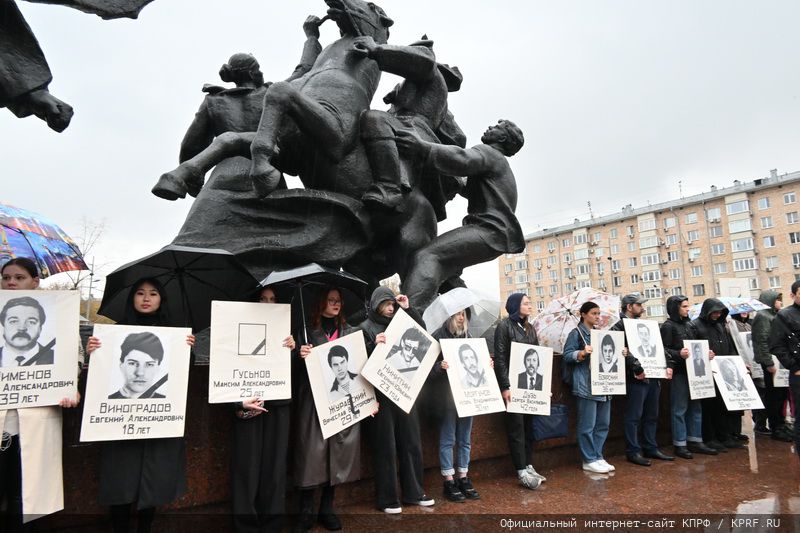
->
xmin=3 ymin=0 xmax=800 ymax=301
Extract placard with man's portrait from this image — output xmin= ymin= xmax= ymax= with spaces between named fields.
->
xmin=712 ymin=355 xmax=764 ymax=411
xmin=730 ymin=327 xmax=763 ymax=380
xmin=208 ymin=301 xmax=291 ymax=403
xmin=81 ymin=324 xmax=191 ymax=441
xmin=684 ymin=340 xmax=715 ymax=400
xmin=622 ymin=319 xmax=667 ymax=378
xmin=507 ymin=342 xmax=553 ymax=415
xmin=0 ymin=290 xmax=79 ymax=409
xmin=306 ymin=331 xmax=378 ymax=439
xmin=590 ymin=330 xmax=626 ymax=395
xmin=771 ymin=355 xmax=790 ymax=388
xmin=440 ymin=338 xmax=504 ymax=417
xmin=361 ymin=308 xmax=439 ymax=413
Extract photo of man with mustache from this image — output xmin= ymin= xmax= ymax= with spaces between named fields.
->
xmin=0 ymin=296 xmax=54 ymax=367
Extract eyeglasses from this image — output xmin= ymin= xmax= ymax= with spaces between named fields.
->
xmin=327 ymin=299 xmax=342 ymax=305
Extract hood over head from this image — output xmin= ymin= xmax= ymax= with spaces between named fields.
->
xmin=698 ymin=298 xmax=729 ymax=322
xmin=758 ymin=290 xmax=782 ymax=311
xmin=666 ymin=295 xmax=689 ymax=322
xmin=367 ymin=286 xmax=396 ymax=325
xmin=505 ymin=293 xmax=526 ymax=322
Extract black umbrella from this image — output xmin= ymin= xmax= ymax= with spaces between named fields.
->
xmin=260 ymin=263 xmax=368 ymax=343
xmin=99 ymin=244 xmax=260 ymax=331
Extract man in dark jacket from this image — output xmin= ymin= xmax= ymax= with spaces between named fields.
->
xmin=493 ymin=293 xmax=544 ymax=489
xmin=612 ymin=294 xmax=672 ymax=466
xmin=768 ymin=280 xmax=800 ymax=459
xmin=752 ymin=290 xmax=793 ymax=441
xmin=660 ymin=295 xmax=718 ymax=459
xmin=688 ymin=298 xmax=743 ymax=451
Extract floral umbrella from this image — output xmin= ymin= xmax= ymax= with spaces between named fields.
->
xmin=688 ymin=297 xmax=769 ymax=320
xmin=532 ymin=287 xmax=621 ymax=353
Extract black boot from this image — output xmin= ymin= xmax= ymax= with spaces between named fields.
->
xmin=293 ymin=489 xmax=316 ymax=533
xmin=318 ymin=484 xmax=342 ymax=531
xmin=443 ymin=479 xmax=466 ymax=502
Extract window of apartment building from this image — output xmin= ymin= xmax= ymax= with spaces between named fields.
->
xmin=689 ymin=248 xmax=701 ymax=260
xmin=548 ymin=256 xmax=557 ymax=266
xmin=728 ymin=219 xmax=751 ymax=233
xmin=564 ymin=267 xmax=573 ymax=278
xmin=563 ymin=253 xmax=572 ymax=263
xmin=686 ymin=212 xmax=697 ymax=224
xmin=648 ymin=304 xmax=665 ymax=316
xmin=711 ymin=243 xmax=726 ymax=255
xmin=598 ymin=279 xmax=607 ymax=290
xmin=505 ymin=276 xmax=513 ymax=285
xmin=731 ymin=238 xmax=754 ymax=252
xmin=533 ymin=271 xmax=543 ymax=281
xmin=613 ymin=276 xmax=622 ymax=287
xmin=785 ymin=192 xmax=797 ymax=204
xmin=597 ymin=263 xmax=605 ymax=275
xmin=669 ymin=268 xmax=681 ymax=280
xmin=641 ymin=253 xmax=660 ymax=266
xmin=749 ymin=278 xmax=759 ymax=290
xmin=535 ymin=286 xmax=544 ymax=297
xmin=642 ymin=270 xmax=661 ymax=282
xmin=547 ymin=240 xmax=556 ymax=252
xmin=516 ymin=273 xmax=528 ymax=283
xmin=691 ymin=265 xmax=703 ymax=277
xmin=687 ymin=230 xmax=700 ymax=242
xmin=713 ymin=262 xmax=728 ymax=274
xmin=761 ymin=216 xmax=773 ymax=229
xmin=532 ymin=243 xmax=541 ymax=253
xmin=575 ymin=249 xmax=589 ymax=260
xmin=628 ymin=257 xmax=637 ymax=268
xmin=611 ymin=260 xmax=620 ymax=271
xmin=550 ymin=284 xmax=558 ymax=295
xmin=665 ymin=234 xmax=678 ymax=245
xmin=537 ymin=301 xmax=545 ymax=311
xmin=515 ymin=260 xmax=528 ymax=270
xmin=577 ymin=264 xmax=591 ymax=275
xmin=664 ymin=217 xmax=676 ymax=229
xmin=595 ymin=247 xmax=605 ymax=257
xmin=574 ymin=233 xmax=587 ymax=244
xmin=639 ymin=219 xmax=656 ymax=232
xmin=562 ymin=238 xmax=571 ymax=248
xmin=644 ymin=288 xmax=662 ymax=299
xmin=693 ymin=284 xmax=705 ymax=296
xmin=763 ymin=236 xmax=776 ymax=248
xmin=793 ymin=253 xmax=800 ymax=268
xmin=628 ymin=241 xmax=636 ymax=252
xmin=769 ymin=276 xmax=781 ymax=289
xmin=533 ymin=258 xmax=542 ymax=269
xmin=593 ymin=232 xmax=602 ymax=242
xmin=639 ymin=236 xmax=658 ymax=248
xmin=667 ymin=251 xmax=679 ymax=261
xmin=610 ymin=244 xmax=619 ymax=254
xmin=504 ymin=264 xmax=512 ymax=273
xmin=788 ymin=212 xmax=800 ymax=225
xmin=627 ymin=225 xmax=635 ymax=237
xmin=577 ymin=280 xmax=592 ymax=289
xmin=550 ymin=270 xmax=558 ymax=280
xmin=672 ymin=286 xmax=684 ymax=296
xmin=726 ymin=200 xmax=749 ymax=215
xmin=790 ymin=232 xmax=800 ymax=245
xmin=565 ymin=283 xmax=574 ymax=292
xmin=766 ymin=256 xmax=779 ymax=269
xmin=708 ymin=226 xmax=723 ymax=238
xmin=610 ymin=228 xmax=618 ymax=239
xmin=707 ymin=207 xmax=721 ymax=221
xmin=733 ymin=258 xmax=758 ymax=271
xmin=630 ymin=274 xmax=640 ymax=284
xmin=758 ymin=197 xmax=770 ymax=210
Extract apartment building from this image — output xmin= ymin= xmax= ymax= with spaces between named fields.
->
xmin=498 ymin=169 xmax=800 ymax=319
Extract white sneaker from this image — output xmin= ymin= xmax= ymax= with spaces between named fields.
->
xmin=582 ymin=461 xmax=610 ymax=474
xmin=405 ymin=495 xmax=434 ymax=507
xmin=518 ymin=471 xmax=541 ymax=489
xmin=598 ymin=459 xmax=615 ymax=472
xmin=526 ymin=464 xmax=547 ymax=482
xmin=382 ymin=506 xmax=402 ymax=514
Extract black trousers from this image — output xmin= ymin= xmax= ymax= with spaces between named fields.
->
xmin=504 ymin=412 xmax=535 ymax=471
xmin=0 ymin=434 xmax=25 ymax=533
xmin=367 ymin=392 xmax=425 ymax=509
xmin=701 ymin=386 xmax=736 ymax=442
xmin=791 ymin=374 xmax=800 ymax=457
xmin=231 ymin=404 xmax=290 ymax=533
xmin=764 ymin=370 xmax=789 ymax=432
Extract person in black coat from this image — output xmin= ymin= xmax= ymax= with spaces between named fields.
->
xmin=768 ymin=279 xmax=800 ymax=459
xmin=493 ymin=293 xmax=545 ymax=489
xmin=688 ymin=298 xmax=742 ymax=451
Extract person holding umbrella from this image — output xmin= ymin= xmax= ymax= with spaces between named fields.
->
xmin=86 ymin=278 xmax=194 ymax=533
xmin=295 ymin=287 xmax=362 ymax=532
xmin=493 ymin=292 xmax=546 ymax=489
xmin=0 ymin=257 xmax=80 ymax=531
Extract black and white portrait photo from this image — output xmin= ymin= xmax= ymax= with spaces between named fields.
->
xmin=718 ymin=358 xmax=746 ymax=393
xmin=712 ymin=355 xmax=763 ymax=411
xmin=635 ymin=322 xmax=657 ymax=359
xmin=0 ymin=290 xmax=79 ymax=409
xmin=457 ymin=343 xmax=488 ymax=389
xmin=108 ymin=332 xmax=168 ymax=400
xmin=598 ymin=334 xmax=618 ymax=374
xmin=622 ymin=319 xmax=667 ymax=378
xmin=385 ymin=327 xmax=431 ymax=376
xmin=589 ymin=330 xmax=626 ymax=395
xmin=691 ymin=342 xmax=706 ymax=377
xmin=684 ymin=340 xmax=714 ymax=400
xmin=517 ymin=348 xmax=543 ymax=391
xmin=0 ymin=296 xmax=54 ymax=367
xmin=325 ymin=344 xmax=361 ymax=402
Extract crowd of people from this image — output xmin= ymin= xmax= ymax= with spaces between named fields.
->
xmin=1 ymin=256 xmax=798 ymax=532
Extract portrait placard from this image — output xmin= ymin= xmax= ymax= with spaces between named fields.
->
xmin=772 ymin=355 xmax=789 ymax=388
xmin=208 ymin=301 xmax=291 ymax=403
xmin=622 ymin=319 xmax=667 ymax=378
xmin=730 ymin=326 xmax=763 ymax=379
xmin=361 ymin=308 xmax=439 ymax=413
xmin=306 ymin=331 xmax=378 ymax=439
xmin=80 ymin=324 xmax=191 ymax=441
xmin=590 ymin=330 xmax=626 ymax=395
xmin=684 ymin=340 xmax=715 ymax=399
xmin=507 ymin=342 xmax=552 ymax=415
xmin=711 ymin=356 xmax=764 ymax=411
xmin=0 ymin=290 xmax=79 ymax=409
xmin=440 ymin=338 xmax=504 ymax=417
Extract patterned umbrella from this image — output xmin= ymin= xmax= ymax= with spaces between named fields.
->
xmin=422 ymin=287 xmax=500 ymax=337
xmin=532 ymin=287 xmax=621 ymax=353
xmin=688 ymin=297 xmax=769 ymax=320
xmin=0 ymin=202 xmax=87 ymax=277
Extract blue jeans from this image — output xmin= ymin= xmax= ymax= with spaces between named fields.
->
xmin=439 ymin=407 xmax=473 ymax=476
xmin=624 ymin=380 xmax=660 ymax=455
xmin=670 ymin=372 xmax=703 ymax=446
xmin=575 ymin=396 xmax=611 ymax=463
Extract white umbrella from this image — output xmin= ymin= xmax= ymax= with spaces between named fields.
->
xmin=422 ymin=287 xmax=500 ymax=336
